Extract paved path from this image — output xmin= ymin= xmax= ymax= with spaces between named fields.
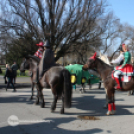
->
xmin=0 ymin=75 xmax=31 ymax=89
xmin=0 ymin=80 xmax=134 ymax=134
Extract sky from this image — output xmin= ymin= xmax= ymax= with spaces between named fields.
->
xmin=108 ymin=0 xmax=134 ymax=26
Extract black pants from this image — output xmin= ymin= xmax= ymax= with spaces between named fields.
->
xmin=6 ymin=77 xmax=15 ymax=90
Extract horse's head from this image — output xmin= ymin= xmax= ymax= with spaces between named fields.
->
xmin=20 ymin=57 xmax=30 ymax=72
xmin=20 ymin=55 xmax=40 ymax=72
xmin=83 ymin=52 xmax=97 ymax=71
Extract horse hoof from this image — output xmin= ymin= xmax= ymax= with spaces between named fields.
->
xmin=60 ymin=109 xmax=64 ymax=114
xmin=41 ymin=103 xmax=45 ymax=108
xmin=34 ymin=102 xmax=39 ymax=105
xmin=30 ymin=96 xmax=33 ymax=100
xmin=51 ymin=110 xmax=54 ymax=113
xmin=128 ymin=93 xmax=130 ymax=96
xmin=106 ymin=111 xmax=113 ymax=115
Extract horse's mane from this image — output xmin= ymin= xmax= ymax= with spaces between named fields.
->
xmin=27 ymin=55 xmax=40 ymax=63
xmin=96 ymin=57 xmax=113 ymax=69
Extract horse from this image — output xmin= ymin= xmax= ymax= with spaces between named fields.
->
xmin=83 ymin=53 xmax=134 ymax=115
xmin=99 ymin=53 xmax=134 ymax=96
xmin=20 ymin=56 xmax=40 ymax=100
xmin=20 ymin=55 xmax=72 ymax=114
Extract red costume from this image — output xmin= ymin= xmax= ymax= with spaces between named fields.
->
xmin=34 ymin=42 xmax=44 ymax=59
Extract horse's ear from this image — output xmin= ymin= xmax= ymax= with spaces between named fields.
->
xmin=89 ymin=52 xmax=97 ymax=60
xmin=93 ymin=52 xmax=97 ymax=59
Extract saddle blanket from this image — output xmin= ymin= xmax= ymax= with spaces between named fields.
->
xmin=112 ymin=64 xmax=134 ymax=82
xmin=115 ymin=64 xmax=133 ymax=76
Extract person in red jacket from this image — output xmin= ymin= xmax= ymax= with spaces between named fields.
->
xmin=34 ymin=41 xmax=44 ymax=59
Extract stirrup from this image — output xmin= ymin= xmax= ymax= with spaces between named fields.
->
xmin=114 ymin=85 xmax=121 ymax=90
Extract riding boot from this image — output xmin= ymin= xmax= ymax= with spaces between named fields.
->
xmin=114 ymin=77 xmax=121 ymax=89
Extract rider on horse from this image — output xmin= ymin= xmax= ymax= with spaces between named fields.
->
xmin=34 ymin=41 xmax=44 ymax=59
xmin=34 ymin=40 xmax=55 ymax=83
xmin=111 ymin=44 xmax=132 ymax=89
xmin=38 ymin=40 xmax=55 ymax=79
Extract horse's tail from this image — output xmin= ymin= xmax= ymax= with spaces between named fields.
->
xmin=62 ymin=69 xmax=72 ymax=108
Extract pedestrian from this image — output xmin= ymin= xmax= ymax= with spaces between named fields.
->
xmin=4 ymin=64 xmax=16 ymax=92
xmin=0 ymin=67 xmax=2 ymax=74
xmin=11 ymin=61 xmax=18 ymax=84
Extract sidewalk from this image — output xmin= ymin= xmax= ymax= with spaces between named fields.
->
xmin=0 ymin=76 xmax=31 ymax=89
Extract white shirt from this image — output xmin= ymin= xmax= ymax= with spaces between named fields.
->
xmin=111 ymin=53 xmax=124 ymax=64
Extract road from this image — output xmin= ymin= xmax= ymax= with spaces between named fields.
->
xmin=0 ymin=76 xmax=134 ymax=134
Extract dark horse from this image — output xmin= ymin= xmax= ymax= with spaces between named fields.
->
xmin=20 ymin=56 xmax=40 ymax=100
xmin=20 ymin=56 xmax=72 ymax=114
xmin=83 ymin=53 xmax=134 ymax=115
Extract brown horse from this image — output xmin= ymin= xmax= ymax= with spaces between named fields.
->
xmin=20 ymin=56 xmax=72 ymax=114
xmin=20 ymin=56 xmax=40 ymax=100
xmin=83 ymin=54 xmax=134 ymax=115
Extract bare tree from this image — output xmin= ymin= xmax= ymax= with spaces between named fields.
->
xmin=0 ymin=0 xmax=114 ymax=63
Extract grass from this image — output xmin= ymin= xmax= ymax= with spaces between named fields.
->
xmin=0 ymin=69 xmax=29 ymax=77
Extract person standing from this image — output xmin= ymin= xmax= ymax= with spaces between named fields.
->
xmin=4 ymin=64 xmax=16 ymax=92
xmin=11 ymin=61 xmax=18 ymax=84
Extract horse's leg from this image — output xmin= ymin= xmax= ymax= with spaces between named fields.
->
xmin=128 ymin=90 xmax=131 ymax=96
xmin=60 ymin=94 xmax=64 ymax=114
xmin=132 ymin=90 xmax=134 ymax=95
xmin=98 ymin=82 xmax=101 ymax=89
xmin=103 ymin=88 xmax=108 ymax=109
xmin=38 ymin=88 xmax=45 ymax=108
xmin=103 ymin=94 xmax=108 ymax=109
xmin=35 ymin=89 xmax=39 ymax=105
xmin=111 ymin=90 xmax=116 ymax=114
xmin=106 ymin=89 xmax=115 ymax=115
xmin=82 ymin=84 xmax=86 ymax=93
xmin=51 ymin=95 xmax=58 ymax=112
xmin=30 ymin=83 xmax=34 ymax=100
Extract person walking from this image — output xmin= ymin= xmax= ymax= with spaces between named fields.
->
xmin=11 ymin=61 xmax=18 ymax=84
xmin=4 ymin=64 xmax=16 ymax=92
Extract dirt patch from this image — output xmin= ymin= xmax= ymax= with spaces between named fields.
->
xmin=77 ymin=115 xmax=100 ymax=120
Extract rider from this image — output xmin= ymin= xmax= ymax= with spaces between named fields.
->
xmin=35 ymin=40 xmax=55 ymax=83
xmin=111 ymin=44 xmax=131 ymax=89
xmin=34 ymin=41 xmax=44 ymax=59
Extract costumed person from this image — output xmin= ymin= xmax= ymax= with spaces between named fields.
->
xmin=111 ymin=44 xmax=131 ymax=89
xmin=29 ymin=41 xmax=44 ymax=79
xmin=34 ymin=41 xmax=44 ymax=59
xmin=35 ymin=40 xmax=55 ymax=83
xmin=4 ymin=64 xmax=16 ymax=92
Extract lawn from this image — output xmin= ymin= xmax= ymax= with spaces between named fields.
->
xmin=0 ymin=69 xmax=29 ymax=77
